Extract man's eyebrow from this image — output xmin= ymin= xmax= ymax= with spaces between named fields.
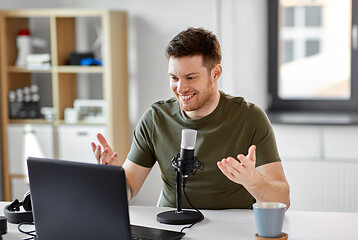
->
xmin=168 ymin=72 xmax=199 ymax=77
xmin=184 ymin=72 xmax=200 ymax=77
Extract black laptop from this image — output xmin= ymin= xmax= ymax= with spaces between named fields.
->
xmin=27 ymin=157 xmax=185 ymax=240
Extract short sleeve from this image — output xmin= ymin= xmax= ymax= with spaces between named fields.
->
xmin=246 ymin=105 xmax=281 ymax=167
xmin=126 ymin=108 xmax=156 ymax=168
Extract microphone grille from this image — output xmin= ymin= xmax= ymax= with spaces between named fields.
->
xmin=181 ymin=129 xmax=197 ymax=149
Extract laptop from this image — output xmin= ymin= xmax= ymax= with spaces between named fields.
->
xmin=27 ymin=157 xmax=185 ymax=240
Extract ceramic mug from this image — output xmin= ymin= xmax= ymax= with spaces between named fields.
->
xmin=253 ymin=202 xmax=286 ymax=238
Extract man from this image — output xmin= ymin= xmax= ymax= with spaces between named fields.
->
xmin=92 ymin=28 xmax=290 ymax=210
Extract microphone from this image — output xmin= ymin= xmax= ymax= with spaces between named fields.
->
xmin=177 ymin=129 xmax=197 ymax=177
xmin=157 ymin=129 xmax=204 ymax=225
xmin=172 ymin=129 xmax=203 ymax=178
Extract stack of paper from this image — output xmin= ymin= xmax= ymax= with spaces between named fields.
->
xmin=26 ymin=54 xmax=51 ymax=70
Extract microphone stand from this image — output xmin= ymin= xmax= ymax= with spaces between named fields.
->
xmin=156 ymin=155 xmax=204 ymax=225
xmin=176 ymin=169 xmax=183 ymax=213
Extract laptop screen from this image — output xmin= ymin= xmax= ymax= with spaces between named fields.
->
xmin=27 ymin=157 xmax=132 ymax=240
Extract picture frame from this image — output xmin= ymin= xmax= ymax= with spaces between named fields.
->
xmin=73 ymin=99 xmax=106 ymax=123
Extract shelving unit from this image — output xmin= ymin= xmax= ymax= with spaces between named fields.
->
xmin=0 ymin=9 xmax=130 ymax=201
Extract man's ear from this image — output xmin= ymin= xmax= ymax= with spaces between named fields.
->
xmin=211 ymin=64 xmax=222 ymax=83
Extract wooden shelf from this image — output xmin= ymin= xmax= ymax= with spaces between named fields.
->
xmin=0 ymin=9 xmax=130 ymax=201
xmin=9 ymin=119 xmax=52 ymax=124
xmin=9 ymin=119 xmax=107 ymax=126
xmin=7 ymin=65 xmax=104 ymax=73
xmin=56 ymin=65 xmax=104 ymax=73
xmin=9 ymin=174 xmax=27 ymax=179
xmin=56 ymin=120 xmax=106 ymax=126
xmin=1 ymin=9 xmax=112 ymax=18
xmin=7 ymin=66 xmax=52 ymax=73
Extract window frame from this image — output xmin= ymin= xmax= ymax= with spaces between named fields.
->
xmin=268 ymin=0 xmax=358 ymax=113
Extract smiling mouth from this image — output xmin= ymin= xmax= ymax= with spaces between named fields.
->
xmin=179 ymin=93 xmax=196 ymax=101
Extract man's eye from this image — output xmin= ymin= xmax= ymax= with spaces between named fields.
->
xmin=170 ymin=76 xmax=178 ymax=81
xmin=187 ymin=76 xmax=196 ymax=80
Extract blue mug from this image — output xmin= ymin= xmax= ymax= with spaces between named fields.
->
xmin=253 ymin=202 xmax=286 ymax=238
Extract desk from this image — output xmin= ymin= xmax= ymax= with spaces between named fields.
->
xmin=1 ymin=202 xmax=358 ymax=240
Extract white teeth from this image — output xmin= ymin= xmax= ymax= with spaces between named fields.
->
xmin=180 ymin=94 xmax=194 ymax=100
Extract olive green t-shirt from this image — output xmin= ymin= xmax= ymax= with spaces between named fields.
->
xmin=127 ymin=91 xmax=281 ymax=209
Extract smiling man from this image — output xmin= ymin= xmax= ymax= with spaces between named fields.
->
xmin=92 ymin=28 xmax=290 ymax=210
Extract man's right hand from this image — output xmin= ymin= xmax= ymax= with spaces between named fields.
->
xmin=91 ymin=133 xmax=120 ymax=166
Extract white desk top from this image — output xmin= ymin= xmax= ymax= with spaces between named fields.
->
xmin=1 ymin=202 xmax=358 ymax=240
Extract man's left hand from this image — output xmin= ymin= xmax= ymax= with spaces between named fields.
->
xmin=217 ymin=145 xmax=259 ymax=188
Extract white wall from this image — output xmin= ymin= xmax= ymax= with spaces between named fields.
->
xmin=220 ymin=0 xmax=268 ymax=107
xmin=274 ymin=124 xmax=358 ymax=212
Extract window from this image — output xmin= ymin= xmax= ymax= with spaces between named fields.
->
xmin=268 ymin=0 xmax=358 ymax=112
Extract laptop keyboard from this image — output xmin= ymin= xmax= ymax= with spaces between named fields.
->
xmin=132 ymin=237 xmax=153 ymax=240
xmin=130 ymin=225 xmax=185 ymax=240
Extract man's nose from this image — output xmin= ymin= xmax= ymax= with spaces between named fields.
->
xmin=177 ymin=79 xmax=189 ymax=93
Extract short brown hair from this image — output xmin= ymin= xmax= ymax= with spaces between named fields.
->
xmin=165 ymin=28 xmax=222 ymax=70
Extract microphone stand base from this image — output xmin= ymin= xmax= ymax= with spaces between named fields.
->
xmin=156 ymin=210 xmax=204 ymax=225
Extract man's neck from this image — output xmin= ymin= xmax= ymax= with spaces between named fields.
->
xmin=184 ymin=90 xmax=221 ymax=120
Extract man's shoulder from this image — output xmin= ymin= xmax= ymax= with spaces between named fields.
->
xmin=221 ymin=91 xmax=256 ymax=110
xmin=151 ymin=97 xmax=178 ymax=108
xmin=220 ymin=92 xmax=268 ymax=123
xmin=136 ymin=98 xmax=179 ymax=133
xmin=145 ymin=97 xmax=180 ymax=118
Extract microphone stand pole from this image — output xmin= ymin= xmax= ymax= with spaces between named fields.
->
xmin=176 ymin=170 xmax=183 ymax=213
